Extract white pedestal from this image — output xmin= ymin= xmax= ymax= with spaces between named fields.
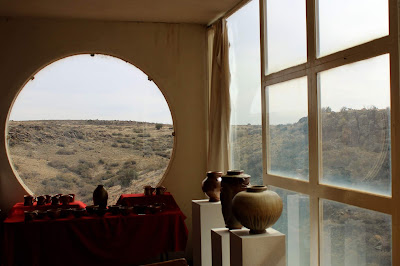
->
xmin=230 ymin=228 xmax=286 ymax=266
xmin=192 ymin=199 xmax=225 ymax=266
xmin=211 ymin=228 xmax=231 ymax=266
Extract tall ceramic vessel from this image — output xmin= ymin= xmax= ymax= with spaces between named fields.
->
xmin=93 ymin=185 xmax=108 ymax=209
xmin=202 ymin=171 xmax=223 ymax=202
xmin=220 ymin=170 xmax=250 ymax=229
xmin=232 ymin=185 xmax=283 ymax=234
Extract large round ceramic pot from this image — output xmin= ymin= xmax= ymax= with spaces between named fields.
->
xmin=232 ymin=185 xmax=283 ymax=234
xmin=220 ymin=170 xmax=250 ymax=229
xmin=202 ymin=171 xmax=223 ymax=202
xmin=93 ymin=185 xmax=108 ymax=209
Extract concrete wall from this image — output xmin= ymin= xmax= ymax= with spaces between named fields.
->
xmin=0 ymin=17 xmax=208 ymax=258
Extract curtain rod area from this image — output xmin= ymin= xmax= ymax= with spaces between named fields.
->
xmin=207 ymin=0 xmax=251 ymax=27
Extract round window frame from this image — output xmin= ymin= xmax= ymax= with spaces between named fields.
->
xmin=5 ymin=52 xmax=177 ymax=196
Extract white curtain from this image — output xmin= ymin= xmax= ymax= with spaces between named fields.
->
xmin=207 ymin=19 xmax=231 ymax=173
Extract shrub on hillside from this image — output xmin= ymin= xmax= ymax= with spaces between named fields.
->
xmin=56 ymin=149 xmax=75 ymax=155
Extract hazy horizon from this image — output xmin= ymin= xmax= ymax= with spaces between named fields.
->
xmin=9 ymin=54 xmax=173 ymax=124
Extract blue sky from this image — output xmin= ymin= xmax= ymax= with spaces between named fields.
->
xmin=228 ymin=0 xmax=390 ymax=125
xmin=9 ymin=54 xmax=173 ymax=124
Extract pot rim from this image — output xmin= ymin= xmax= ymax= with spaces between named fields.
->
xmin=246 ymin=185 xmax=268 ymax=192
xmin=206 ymin=171 xmax=223 ymax=177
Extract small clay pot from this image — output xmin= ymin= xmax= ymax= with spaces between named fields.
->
xmin=108 ymin=205 xmax=121 ymax=215
xmin=232 ymin=185 xmax=283 ymax=234
xmin=60 ymin=208 xmax=73 ymax=218
xmin=148 ymin=204 xmax=162 ymax=214
xmin=202 ymin=171 xmax=223 ymax=202
xmin=85 ymin=205 xmax=99 ymax=215
xmin=47 ymin=209 xmax=61 ymax=219
xmin=24 ymin=211 xmax=37 ymax=221
xmin=72 ymin=208 xmax=86 ymax=218
xmin=120 ymin=206 xmax=133 ymax=216
xmin=133 ymin=204 xmax=147 ymax=214
xmin=36 ymin=210 xmax=47 ymax=219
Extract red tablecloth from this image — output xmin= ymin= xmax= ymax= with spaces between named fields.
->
xmin=3 ymin=197 xmax=188 ymax=266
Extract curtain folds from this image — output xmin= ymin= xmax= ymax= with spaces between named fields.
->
xmin=207 ymin=19 xmax=231 ymax=173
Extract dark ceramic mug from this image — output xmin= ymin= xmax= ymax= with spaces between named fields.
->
xmin=144 ymin=186 xmax=155 ymax=196
xmin=155 ymin=186 xmax=167 ymax=195
xmin=23 ymin=195 xmax=35 ymax=206
xmin=51 ymin=195 xmax=60 ymax=205
xmin=36 ymin=196 xmax=46 ymax=206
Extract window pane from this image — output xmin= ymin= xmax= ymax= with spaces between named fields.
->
xmin=265 ymin=0 xmax=307 ymax=74
xmin=319 ymin=54 xmax=391 ymax=196
xmin=267 ymin=77 xmax=309 ymax=180
xmin=317 ymin=0 xmax=389 ymax=57
xmin=7 ymin=54 xmax=174 ymax=205
xmin=270 ymin=186 xmax=310 ymax=266
xmin=228 ymin=0 xmax=263 ymax=185
xmin=321 ymin=199 xmax=392 ymax=265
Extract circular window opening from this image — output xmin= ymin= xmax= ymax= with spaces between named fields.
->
xmin=7 ymin=54 xmax=174 ymax=205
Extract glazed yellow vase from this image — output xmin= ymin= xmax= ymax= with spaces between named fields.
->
xmin=232 ymin=185 xmax=283 ymax=234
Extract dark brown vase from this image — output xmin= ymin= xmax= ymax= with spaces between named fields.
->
xmin=202 ymin=171 xmax=223 ymax=202
xmin=220 ymin=170 xmax=250 ymax=229
xmin=93 ymin=185 xmax=108 ymax=209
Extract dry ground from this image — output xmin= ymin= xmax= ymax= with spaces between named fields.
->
xmin=7 ymin=120 xmax=174 ymax=205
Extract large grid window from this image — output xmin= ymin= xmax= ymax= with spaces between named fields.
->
xmin=227 ymin=0 xmax=263 ymax=185
xmin=261 ymin=0 xmax=399 ymax=265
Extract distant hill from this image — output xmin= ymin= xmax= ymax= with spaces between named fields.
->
xmin=231 ymin=107 xmax=391 ymax=194
xmin=7 ymin=120 xmax=174 ymax=205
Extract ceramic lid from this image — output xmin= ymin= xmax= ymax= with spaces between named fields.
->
xmin=222 ymin=170 xmax=250 ymax=178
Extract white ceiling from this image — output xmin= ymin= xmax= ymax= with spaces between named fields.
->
xmin=0 ymin=0 xmax=244 ymax=25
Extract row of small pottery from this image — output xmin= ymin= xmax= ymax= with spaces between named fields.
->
xmin=24 ymin=208 xmax=85 ymax=221
xmin=144 ymin=185 xmax=167 ymax=196
xmin=24 ymin=194 xmax=75 ymax=206
xmin=202 ymin=170 xmax=283 ymax=234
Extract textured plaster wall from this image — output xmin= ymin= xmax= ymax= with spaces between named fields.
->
xmin=0 ymin=17 xmax=208 ymax=258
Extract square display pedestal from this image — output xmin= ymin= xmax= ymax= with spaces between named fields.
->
xmin=211 ymin=228 xmax=231 ymax=266
xmin=230 ymin=228 xmax=285 ymax=266
xmin=192 ymin=199 xmax=225 ymax=266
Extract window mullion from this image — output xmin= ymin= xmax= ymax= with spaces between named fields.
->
xmin=389 ymin=0 xmax=400 ymax=264
xmin=306 ymin=0 xmax=319 ymax=264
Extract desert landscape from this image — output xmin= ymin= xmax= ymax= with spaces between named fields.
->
xmin=7 ymin=120 xmax=173 ymax=205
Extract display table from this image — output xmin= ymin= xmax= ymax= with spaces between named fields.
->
xmin=3 ymin=196 xmax=188 ymax=266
